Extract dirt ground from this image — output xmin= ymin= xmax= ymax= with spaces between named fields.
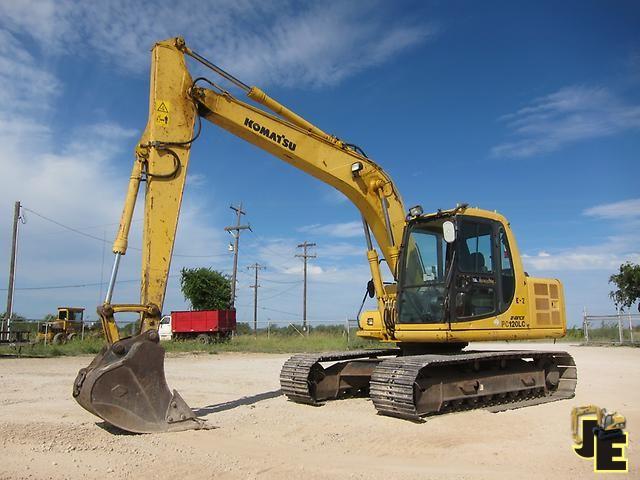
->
xmin=0 ymin=343 xmax=637 ymax=479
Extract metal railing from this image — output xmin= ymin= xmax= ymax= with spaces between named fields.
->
xmin=582 ymin=312 xmax=639 ymax=345
xmin=229 ymin=318 xmax=362 ymax=345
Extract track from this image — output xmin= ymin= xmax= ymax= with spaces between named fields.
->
xmin=280 ymin=349 xmax=576 ymax=420
xmin=279 ymin=349 xmax=398 ymax=404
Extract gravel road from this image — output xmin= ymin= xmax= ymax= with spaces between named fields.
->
xmin=0 ymin=343 xmax=637 ymax=479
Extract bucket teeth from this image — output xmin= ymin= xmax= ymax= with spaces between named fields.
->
xmin=73 ymin=332 xmax=210 ymax=433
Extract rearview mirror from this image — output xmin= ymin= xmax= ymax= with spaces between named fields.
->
xmin=443 ymin=220 xmax=456 ymax=243
xmin=367 ymin=279 xmax=376 ymax=298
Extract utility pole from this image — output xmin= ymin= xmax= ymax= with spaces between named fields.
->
xmin=247 ymin=263 xmax=265 ymax=337
xmin=224 ymin=203 xmax=250 ymax=309
xmin=296 ymin=241 xmax=316 ymax=335
xmin=3 ymin=201 xmax=22 ymax=337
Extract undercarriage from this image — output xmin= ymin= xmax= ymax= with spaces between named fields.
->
xmin=280 ymin=347 xmax=576 ymax=420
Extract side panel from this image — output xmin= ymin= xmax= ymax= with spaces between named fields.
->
xmin=224 ymin=310 xmax=237 ymax=332
xmin=191 ymin=312 xmax=209 ymax=332
xmin=171 ymin=311 xmax=197 ymax=333
xmin=170 ymin=310 xmax=237 ymax=332
xmin=527 ymin=278 xmax=566 ymax=331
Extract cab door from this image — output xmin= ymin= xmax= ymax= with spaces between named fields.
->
xmin=449 ymin=216 xmax=511 ymax=330
xmin=395 ymin=220 xmax=451 ymax=332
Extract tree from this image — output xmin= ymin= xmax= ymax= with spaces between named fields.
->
xmin=609 ymin=262 xmax=640 ymax=312
xmin=235 ymin=322 xmax=252 ymax=335
xmin=0 ymin=312 xmax=26 ymax=322
xmin=180 ymin=267 xmax=231 ymax=310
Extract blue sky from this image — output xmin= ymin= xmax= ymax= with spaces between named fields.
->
xmin=0 ymin=0 xmax=638 ymax=327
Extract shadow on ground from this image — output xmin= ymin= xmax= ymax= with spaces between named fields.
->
xmin=96 ymin=421 xmax=141 ymax=435
xmin=194 ymin=389 xmax=283 ymax=416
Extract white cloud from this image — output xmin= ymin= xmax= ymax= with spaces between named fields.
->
xmin=583 ymin=198 xmax=640 ymax=219
xmin=0 ymin=0 xmax=430 ymax=320
xmin=318 ymin=242 xmax=364 ymax=258
xmin=523 ymin=251 xmax=639 ymax=272
xmin=491 ymin=85 xmax=640 ymax=158
xmin=0 ymin=112 xmax=231 ymax=316
xmin=0 ymin=22 xmax=231 ymax=318
xmin=298 ymin=221 xmax=362 ymax=238
xmin=523 ymin=200 xmax=640 ymax=321
xmin=522 ymin=240 xmax=640 ymax=323
xmin=522 ymin=236 xmax=640 ymax=272
xmin=0 ymin=30 xmax=61 ymax=113
xmin=0 ymin=0 xmax=435 ymax=88
xmin=225 ymin=234 xmax=376 ymax=323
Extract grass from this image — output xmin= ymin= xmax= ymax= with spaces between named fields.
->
xmin=0 ymin=331 xmax=383 ymax=358
xmin=3 ymin=325 xmax=636 ymax=358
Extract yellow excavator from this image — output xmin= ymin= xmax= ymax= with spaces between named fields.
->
xmin=73 ymin=37 xmax=577 ymax=433
xmin=571 ymin=405 xmax=626 ymax=446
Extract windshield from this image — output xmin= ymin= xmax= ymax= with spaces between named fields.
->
xmin=398 ymin=220 xmax=452 ymax=324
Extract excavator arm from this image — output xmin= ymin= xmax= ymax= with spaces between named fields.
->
xmin=73 ymin=37 xmax=407 ymax=433
xmin=106 ymin=37 xmax=405 ymax=341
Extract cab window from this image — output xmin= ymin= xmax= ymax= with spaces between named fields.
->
xmin=455 ymin=219 xmax=496 ymax=319
xmin=499 ymin=227 xmax=515 ymax=307
xmin=459 ymin=222 xmax=494 ymax=273
xmin=397 ymin=223 xmax=449 ymax=324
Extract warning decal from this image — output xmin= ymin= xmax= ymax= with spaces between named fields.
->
xmin=155 ymin=100 xmax=171 ymax=126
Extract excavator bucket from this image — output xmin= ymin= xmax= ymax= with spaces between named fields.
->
xmin=72 ymin=330 xmax=209 ymax=433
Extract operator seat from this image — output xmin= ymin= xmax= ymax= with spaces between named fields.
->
xmin=466 ymin=252 xmax=488 ymax=273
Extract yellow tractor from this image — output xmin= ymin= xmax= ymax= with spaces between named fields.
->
xmin=72 ymin=38 xmax=577 ymax=433
xmin=37 ymin=307 xmax=84 ymax=345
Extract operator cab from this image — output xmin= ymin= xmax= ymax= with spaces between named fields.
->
xmin=397 ymin=212 xmax=515 ymax=325
xmin=58 ymin=307 xmax=85 ymax=322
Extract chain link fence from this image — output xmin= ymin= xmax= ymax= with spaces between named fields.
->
xmin=0 ymin=319 xmax=137 ymax=345
xmin=1 ymin=317 xmax=363 ymax=345
xmin=583 ymin=312 xmax=639 ymax=346
xmin=231 ymin=318 xmax=362 ymax=345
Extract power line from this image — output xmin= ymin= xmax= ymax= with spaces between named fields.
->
xmin=233 ymin=304 xmax=336 ymax=322
xmin=257 ymin=306 xmax=338 ymax=322
xmin=0 ymin=274 xmax=182 ymax=291
xmin=260 ymin=282 xmax=302 ymax=301
xmin=257 ymin=305 xmax=299 ymax=317
xmin=248 ymin=230 xmax=295 ymax=257
xmin=261 ymin=277 xmax=303 ymax=284
xmin=22 ymin=207 xmax=109 ymax=244
xmin=21 ymin=206 xmax=229 ymax=258
xmin=238 ymin=271 xmax=301 ymax=284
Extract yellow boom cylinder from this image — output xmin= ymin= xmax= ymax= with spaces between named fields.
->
xmin=112 ymin=157 xmax=143 ymax=255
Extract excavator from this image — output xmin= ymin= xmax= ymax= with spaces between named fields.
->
xmin=571 ymin=405 xmax=626 ymax=446
xmin=73 ymin=37 xmax=577 ymax=433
